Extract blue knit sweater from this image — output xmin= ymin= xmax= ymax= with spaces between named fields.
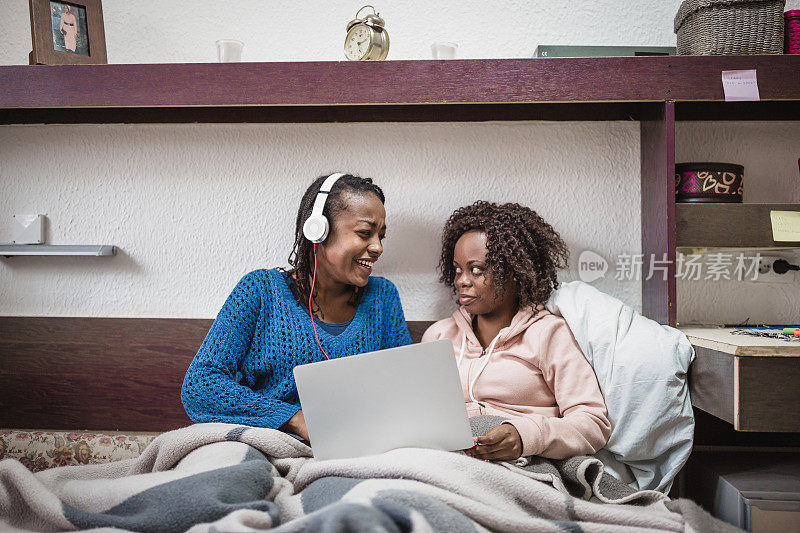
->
xmin=181 ymin=268 xmax=412 ymax=429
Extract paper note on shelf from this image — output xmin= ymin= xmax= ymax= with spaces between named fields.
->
xmin=770 ymin=211 xmax=800 ymax=242
xmin=721 ymin=70 xmax=760 ymax=102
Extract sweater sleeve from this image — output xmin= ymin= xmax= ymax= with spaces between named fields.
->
xmin=382 ymin=278 xmax=413 ymax=348
xmin=181 ymin=272 xmax=300 ymax=429
xmin=504 ymin=319 xmax=612 ymax=459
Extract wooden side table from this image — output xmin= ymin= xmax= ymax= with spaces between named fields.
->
xmin=682 ymin=327 xmax=800 ymax=433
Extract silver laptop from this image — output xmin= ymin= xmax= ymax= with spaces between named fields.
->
xmin=293 ymin=339 xmax=474 ymax=461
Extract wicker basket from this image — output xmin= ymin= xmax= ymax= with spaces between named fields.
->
xmin=787 ymin=10 xmax=800 ymax=53
xmin=674 ymin=0 xmax=786 ymax=55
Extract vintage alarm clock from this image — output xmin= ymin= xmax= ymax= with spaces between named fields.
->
xmin=344 ymin=5 xmax=389 ymax=61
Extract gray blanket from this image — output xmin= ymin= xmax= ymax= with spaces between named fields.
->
xmin=0 ymin=421 xmax=740 ymax=532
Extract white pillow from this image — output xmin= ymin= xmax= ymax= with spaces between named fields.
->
xmin=546 ymin=281 xmax=695 ymax=493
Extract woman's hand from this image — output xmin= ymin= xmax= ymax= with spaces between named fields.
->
xmin=281 ymin=410 xmax=310 ymax=443
xmin=466 ymin=423 xmax=523 ymax=462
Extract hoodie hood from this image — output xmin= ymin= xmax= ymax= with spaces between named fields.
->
xmin=452 ymin=304 xmax=550 ymax=350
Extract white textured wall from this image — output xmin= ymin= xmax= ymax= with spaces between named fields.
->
xmin=0 ymin=122 xmax=642 ymax=320
xmin=1 ymin=1 xmax=799 ymax=323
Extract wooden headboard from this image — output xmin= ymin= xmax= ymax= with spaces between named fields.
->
xmin=0 ymin=317 xmax=432 ymax=432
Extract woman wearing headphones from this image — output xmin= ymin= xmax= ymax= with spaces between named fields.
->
xmin=181 ymin=173 xmax=412 ymax=441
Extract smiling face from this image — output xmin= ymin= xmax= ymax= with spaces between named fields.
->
xmin=315 ymin=192 xmax=386 ymax=288
xmin=452 ymin=230 xmax=516 ymax=316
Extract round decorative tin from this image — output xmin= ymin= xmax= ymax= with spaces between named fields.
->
xmin=675 ymin=162 xmax=743 ymax=203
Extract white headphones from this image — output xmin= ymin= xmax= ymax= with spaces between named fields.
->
xmin=302 ymin=173 xmax=346 ymax=243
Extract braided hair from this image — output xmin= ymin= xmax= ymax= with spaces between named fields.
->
xmin=437 ymin=201 xmax=569 ymax=310
xmin=286 ymin=173 xmax=385 ymax=311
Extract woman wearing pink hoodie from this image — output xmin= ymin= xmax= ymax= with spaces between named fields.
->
xmin=422 ymin=201 xmax=611 ymax=462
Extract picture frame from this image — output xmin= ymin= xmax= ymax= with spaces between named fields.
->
xmin=29 ymin=0 xmax=107 ymax=65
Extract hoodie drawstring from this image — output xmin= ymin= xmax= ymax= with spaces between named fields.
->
xmin=456 ymin=332 xmax=500 ymax=408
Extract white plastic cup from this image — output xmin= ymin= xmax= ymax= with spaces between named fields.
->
xmin=431 ymin=42 xmax=458 ymax=59
xmin=216 ymin=39 xmax=244 ymax=62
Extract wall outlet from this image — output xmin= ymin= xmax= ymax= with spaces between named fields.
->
xmin=751 ymin=255 xmax=796 ymax=284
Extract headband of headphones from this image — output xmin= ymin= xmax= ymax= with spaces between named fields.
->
xmin=310 ymin=173 xmax=345 ymax=220
xmin=303 ymin=173 xmax=346 ymax=243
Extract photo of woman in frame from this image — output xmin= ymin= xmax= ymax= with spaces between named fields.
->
xmin=50 ymin=2 xmax=89 ymax=56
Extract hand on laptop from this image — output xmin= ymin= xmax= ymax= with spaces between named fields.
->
xmin=465 ymin=424 xmax=522 ymax=462
xmin=281 ymin=410 xmax=310 ymax=443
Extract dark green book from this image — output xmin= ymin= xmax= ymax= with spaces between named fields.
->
xmin=533 ymin=45 xmax=676 ymax=58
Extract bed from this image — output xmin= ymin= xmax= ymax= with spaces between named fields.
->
xmin=0 ymin=316 xmax=734 ymax=532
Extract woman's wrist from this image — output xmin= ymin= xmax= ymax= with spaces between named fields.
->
xmin=281 ymin=409 xmax=302 ymax=432
xmin=280 ymin=415 xmax=296 ymax=432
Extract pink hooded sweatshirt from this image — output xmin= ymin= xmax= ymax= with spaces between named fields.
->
xmin=422 ymin=305 xmax=611 ymax=459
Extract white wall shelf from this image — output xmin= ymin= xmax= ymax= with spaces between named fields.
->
xmin=0 ymin=245 xmax=116 ymax=257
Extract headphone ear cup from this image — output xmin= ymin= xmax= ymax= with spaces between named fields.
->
xmin=303 ymin=215 xmax=329 ymax=243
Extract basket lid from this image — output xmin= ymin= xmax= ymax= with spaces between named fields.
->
xmin=675 ymin=0 xmax=787 ymax=32
xmin=786 ymin=9 xmax=800 ymax=17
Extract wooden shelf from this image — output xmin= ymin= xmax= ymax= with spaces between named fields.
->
xmin=677 ymin=203 xmax=800 ymax=248
xmin=2 ymin=55 xmax=798 ymax=327
xmin=2 ymin=56 xmax=799 ymax=436
xmin=682 ymin=327 xmax=800 ymax=432
xmin=1 ymin=55 xmax=798 ymax=124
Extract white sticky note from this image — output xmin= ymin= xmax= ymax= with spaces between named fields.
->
xmin=770 ymin=211 xmax=800 ymax=242
xmin=721 ymin=70 xmax=760 ymax=102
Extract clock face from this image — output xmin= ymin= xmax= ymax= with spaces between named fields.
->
xmin=345 ymin=24 xmax=371 ymax=60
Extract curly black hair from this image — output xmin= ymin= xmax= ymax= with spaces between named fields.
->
xmin=437 ymin=201 xmax=569 ymax=310
xmin=286 ymin=173 xmax=385 ymax=313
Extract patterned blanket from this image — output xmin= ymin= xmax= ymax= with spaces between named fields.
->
xmin=0 ymin=421 xmax=739 ymax=532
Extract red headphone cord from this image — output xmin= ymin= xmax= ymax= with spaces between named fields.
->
xmin=309 ymin=243 xmax=330 ymax=360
